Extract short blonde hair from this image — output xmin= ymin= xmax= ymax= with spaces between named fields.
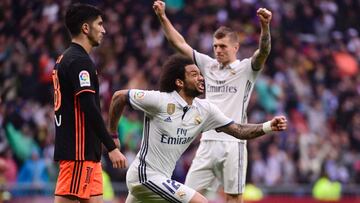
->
xmin=213 ymin=26 xmax=239 ymax=43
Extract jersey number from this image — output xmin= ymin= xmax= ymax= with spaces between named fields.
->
xmin=52 ymin=69 xmax=61 ymax=111
xmin=162 ymin=179 xmax=180 ymax=194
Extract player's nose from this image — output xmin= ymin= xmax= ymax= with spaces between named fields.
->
xmin=198 ymin=74 xmax=204 ymax=81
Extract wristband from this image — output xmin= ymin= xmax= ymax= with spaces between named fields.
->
xmin=111 ymin=133 xmax=118 ymax=139
xmin=262 ymin=121 xmax=272 ymax=133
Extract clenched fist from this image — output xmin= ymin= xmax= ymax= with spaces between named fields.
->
xmin=270 ymin=116 xmax=287 ymax=131
xmin=257 ymin=8 xmax=272 ymax=26
xmin=153 ymin=0 xmax=166 ymax=17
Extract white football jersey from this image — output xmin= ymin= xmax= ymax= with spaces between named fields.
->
xmin=193 ymin=50 xmax=261 ymax=142
xmin=127 ymin=90 xmax=233 ymax=179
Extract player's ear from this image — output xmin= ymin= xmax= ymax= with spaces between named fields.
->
xmin=175 ymin=79 xmax=183 ymax=88
xmin=234 ymin=42 xmax=239 ymax=52
xmin=82 ymin=23 xmax=90 ymax=35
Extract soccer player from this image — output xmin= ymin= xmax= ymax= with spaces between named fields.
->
xmin=108 ymin=54 xmax=287 ymax=203
xmin=52 ymin=4 xmax=127 ymax=203
xmin=154 ymin=1 xmax=272 ymax=202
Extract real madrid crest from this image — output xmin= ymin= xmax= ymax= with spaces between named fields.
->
xmin=194 ymin=115 xmax=202 ymax=124
xmin=167 ymin=103 xmax=175 ymax=115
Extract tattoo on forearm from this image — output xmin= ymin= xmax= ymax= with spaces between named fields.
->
xmin=252 ymin=29 xmax=271 ymax=69
xmin=259 ymin=31 xmax=271 ymax=55
xmin=223 ymin=123 xmax=265 ymax=140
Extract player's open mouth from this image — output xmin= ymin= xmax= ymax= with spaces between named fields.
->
xmin=198 ymin=82 xmax=204 ymax=91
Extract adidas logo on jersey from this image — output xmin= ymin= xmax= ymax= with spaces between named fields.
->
xmin=164 ymin=117 xmax=172 ymax=122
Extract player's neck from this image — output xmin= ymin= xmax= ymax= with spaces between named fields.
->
xmin=178 ymin=90 xmax=193 ymax=105
xmin=72 ymin=37 xmax=93 ymax=54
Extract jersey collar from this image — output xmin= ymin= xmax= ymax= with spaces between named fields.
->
xmin=228 ymin=60 xmax=240 ymax=69
xmin=70 ymin=42 xmax=88 ymax=55
xmin=171 ymin=91 xmax=189 ymax=108
xmin=220 ymin=60 xmax=240 ymax=70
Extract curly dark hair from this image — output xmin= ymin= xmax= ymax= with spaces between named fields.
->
xmin=65 ymin=3 xmax=103 ymax=37
xmin=159 ymin=54 xmax=194 ymax=92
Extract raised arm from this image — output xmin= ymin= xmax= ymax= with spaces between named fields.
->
xmin=108 ymin=90 xmax=129 ymax=134
xmin=218 ymin=116 xmax=287 ymax=140
xmin=153 ymin=0 xmax=193 ymax=59
xmin=251 ymin=8 xmax=272 ymax=71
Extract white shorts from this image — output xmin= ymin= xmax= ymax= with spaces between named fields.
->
xmin=126 ymin=166 xmax=196 ymax=203
xmin=185 ymin=140 xmax=247 ymax=194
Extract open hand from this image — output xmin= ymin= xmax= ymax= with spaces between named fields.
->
xmin=108 ymin=148 xmax=127 ymax=168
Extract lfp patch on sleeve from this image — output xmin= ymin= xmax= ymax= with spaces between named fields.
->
xmin=79 ymin=70 xmax=91 ymax=87
xmin=134 ymin=91 xmax=145 ymax=100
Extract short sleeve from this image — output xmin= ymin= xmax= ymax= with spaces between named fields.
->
xmin=193 ymin=50 xmax=216 ymax=74
xmin=242 ymin=57 xmax=261 ymax=81
xmin=128 ymin=89 xmax=162 ymax=115
xmin=203 ymin=102 xmax=233 ymax=132
xmin=68 ymin=57 xmax=96 ymax=95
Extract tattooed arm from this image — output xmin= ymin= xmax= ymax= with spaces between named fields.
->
xmin=108 ymin=90 xmax=129 ymax=134
xmin=218 ymin=116 xmax=287 ymax=140
xmin=251 ymin=8 xmax=272 ymax=71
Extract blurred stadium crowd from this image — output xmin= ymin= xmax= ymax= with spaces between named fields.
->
xmin=0 ymin=0 xmax=359 ymax=196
